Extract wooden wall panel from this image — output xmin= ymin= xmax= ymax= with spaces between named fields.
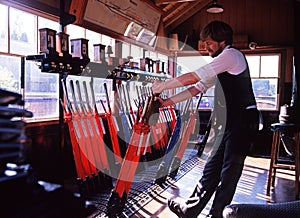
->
xmin=174 ymin=0 xmax=295 ymax=47
xmin=25 ymin=123 xmax=75 ymax=183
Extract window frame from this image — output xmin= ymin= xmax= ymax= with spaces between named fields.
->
xmin=0 ymin=3 xmax=117 ymax=122
xmin=245 ymin=53 xmax=281 ymax=111
xmin=176 ymin=55 xmax=214 ymax=110
xmin=175 ymin=48 xmax=291 ymax=111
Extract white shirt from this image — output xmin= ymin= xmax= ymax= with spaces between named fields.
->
xmin=194 ymin=46 xmax=247 ymax=93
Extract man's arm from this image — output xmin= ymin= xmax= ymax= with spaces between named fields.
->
xmin=161 ymin=86 xmax=201 ymax=107
xmin=152 ymin=72 xmax=200 ymax=94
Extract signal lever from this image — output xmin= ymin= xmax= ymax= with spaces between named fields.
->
xmin=141 ymin=94 xmax=161 ymax=126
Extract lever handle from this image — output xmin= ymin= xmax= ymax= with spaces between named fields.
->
xmin=142 ymin=93 xmax=161 ymax=126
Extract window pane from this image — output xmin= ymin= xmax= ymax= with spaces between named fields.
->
xmin=86 ymin=29 xmax=101 ymax=61
xmin=176 ymin=54 xmax=279 ymax=111
xmin=122 ymin=42 xmax=130 ymax=59
xmin=0 ymin=4 xmax=8 ymax=52
xmin=177 ymin=56 xmax=213 ymax=109
xmin=131 ymin=45 xmax=142 ymax=60
xmin=202 ymin=56 xmax=213 ymax=65
xmin=197 ymin=86 xmax=215 ymax=109
xmin=24 ymin=61 xmax=59 ymax=120
xmin=252 ymin=78 xmax=277 ymax=110
xmin=177 ymin=56 xmax=212 ymax=74
xmin=149 ymin=51 xmax=157 ymax=60
xmin=0 ymin=55 xmax=20 ymax=93
xmin=143 ymin=50 xmax=150 ymax=58
xmin=67 ymin=24 xmax=85 ymax=39
xmin=62 ymin=76 xmax=108 ymax=114
xmin=37 ymin=17 xmax=60 ymax=55
xmin=19 ymin=16 xmax=61 ymax=120
xmin=157 ymin=53 xmax=167 ymax=62
xmin=38 ymin=17 xmax=59 ymax=31
xmin=66 ymin=25 xmax=85 ymax=57
xmin=10 ymin=8 xmax=36 ymax=55
xmin=246 ymin=55 xmax=260 ymax=77
xmin=194 ymin=96 xmax=214 ymax=109
xmin=261 ymin=55 xmax=279 ymax=77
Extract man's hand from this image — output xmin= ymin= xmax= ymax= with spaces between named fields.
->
xmin=154 ymin=96 xmax=164 ymax=105
xmin=154 ymin=96 xmax=174 ymax=107
xmin=152 ymin=80 xmax=164 ymax=95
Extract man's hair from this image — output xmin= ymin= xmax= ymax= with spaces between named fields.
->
xmin=200 ymin=20 xmax=233 ymax=45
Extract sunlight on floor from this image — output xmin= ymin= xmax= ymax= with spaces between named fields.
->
xmin=137 ymin=155 xmax=297 ymax=217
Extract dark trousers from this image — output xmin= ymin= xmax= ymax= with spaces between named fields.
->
xmin=188 ymin=108 xmax=259 ymax=217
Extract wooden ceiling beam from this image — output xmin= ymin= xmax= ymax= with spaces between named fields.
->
xmin=164 ymin=0 xmax=210 ymax=31
xmin=161 ymin=2 xmax=177 ymax=12
xmin=155 ymin=0 xmax=197 ymax=6
xmin=140 ymin=0 xmax=165 ymax=13
xmin=162 ymin=3 xmax=188 ymax=20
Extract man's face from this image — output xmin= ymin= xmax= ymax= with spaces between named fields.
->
xmin=203 ymin=36 xmax=226 ymax=58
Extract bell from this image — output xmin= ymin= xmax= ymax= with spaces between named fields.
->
xmin=106 ymin=45 xmax=113 ymax=55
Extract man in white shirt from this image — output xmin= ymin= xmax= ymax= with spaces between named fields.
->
xmin=152 ymin=20 xmax=259 ymax=218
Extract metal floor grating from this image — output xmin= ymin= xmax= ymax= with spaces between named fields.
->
xmin=88 ymin=147 xmax=206 ymax=217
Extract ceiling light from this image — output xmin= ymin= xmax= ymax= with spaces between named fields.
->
xmin=207 ymin=0 xmax=224 ymax=13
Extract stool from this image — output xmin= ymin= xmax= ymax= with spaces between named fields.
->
xmin=266 ymin=123 xmax=300 ymax=199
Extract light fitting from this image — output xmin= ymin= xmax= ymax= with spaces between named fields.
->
xmin=206 ymin=0 xmax=224 ymax=13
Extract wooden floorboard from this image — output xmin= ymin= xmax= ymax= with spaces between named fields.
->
xmin=129 ymin=144 xmax=297 ymax=217
xmin=88 ymin=143 xmax=297 ymax=217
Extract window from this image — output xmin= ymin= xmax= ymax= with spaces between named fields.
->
xmin=176 ymin=55 xmax=214 ymax=109
xmin=0 ymin=55 xmax=21 ymax=93
xmin=24 ymin=61 xmax=59 ymax=119
xmin=121 ymin=42 xmax=130 ymax=59
xmin=246 ymin=54 xmax=280 ymax=110
xmin=176 ymin=53 xmax=281 ymax=111
xmin=66 ymin=24 xmax=85 ymax=40
xmin=119 ymin=42 xmax=170 ymax=112
xmin=0 ymin=3 xmax=117 ymax=122
xmin=0 ymin=4 xmax=8 ymax=52
xmin=23 ymin=17 xmax=61 ymax=120
xmin=131 ymin=45 xmax=142 ymax=63
xmin=86 ymin=29 xmax=102 ymax=62
xmin=65 ymin=76 xmax=112 ymax=114
xmin=121 ymin=42 xmax=168 ymax=70
xmin=149 ymin=51 xmax=157 ymax=60
xmin=10 ymin=8 xmax=36 ymax=55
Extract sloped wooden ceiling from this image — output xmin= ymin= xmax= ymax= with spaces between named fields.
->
xmin=151 ymin=0 xmax=211 ymax=32
xmin=68 ymin=0 xmax=211 ymax=34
